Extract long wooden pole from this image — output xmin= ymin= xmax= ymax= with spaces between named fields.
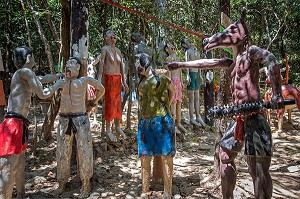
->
xmin=100 ymin=0 xmax=207 ymax=38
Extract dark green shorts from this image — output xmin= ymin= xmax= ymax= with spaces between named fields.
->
xmin=187 ymin=71 xmax=200 ymax=90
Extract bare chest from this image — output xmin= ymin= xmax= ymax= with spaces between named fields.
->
xmin=233 ymin=54 xmax=251 ymax=78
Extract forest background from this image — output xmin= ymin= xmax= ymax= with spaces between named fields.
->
xmin=1 ymin=0 xmax=300 ymax=88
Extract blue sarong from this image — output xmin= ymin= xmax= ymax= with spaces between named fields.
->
xmin=137 ymin=114 xmax=176 ymax=157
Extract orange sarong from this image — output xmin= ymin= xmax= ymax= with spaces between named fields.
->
xmin=104 ymin=73 xmax=122 ymax=121
xmin=0 ymin=80 xmax=5 ymax=106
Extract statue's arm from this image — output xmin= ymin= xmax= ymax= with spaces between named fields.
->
xmin=37 ymin=74 xmax=59 ymax=84
xmin=21 ymin=69 xmax=65 ymax=99
xmin=97 ymin=47 xmax=106 ymax=81
xmin=85 ymin=77 xmax=105 ymax=104
xmin=249 ymin=45 xmax=283 ymax=108
xmin=167 ymin=58 xmax=233 ymax=71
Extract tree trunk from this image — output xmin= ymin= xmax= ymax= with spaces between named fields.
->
xmin=19 ymin=0 xmax=32 ymax=47
xmin=26 ymin=0 xmax=54 ymax=73
xmin=213 ymin=0 xmax=231 ymax=176
xmin=36 ymin=0 xmax=61 ymax=50
xmin=42 ymin=0 xmax=71 ymax=141
xmin=203 ymin=49 xmax=214 ymax=126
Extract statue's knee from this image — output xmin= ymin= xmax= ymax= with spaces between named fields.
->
xmin=219 ymin=147 xmax=237 ymax=164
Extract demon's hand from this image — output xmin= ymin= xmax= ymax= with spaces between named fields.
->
xmin=271 ymin=95 xmax=284 ymax=110
xmin=167 ymin=62 xmax=184 ymax=71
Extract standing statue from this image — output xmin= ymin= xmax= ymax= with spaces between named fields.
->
xmin=0 ymin=46 xmax=66 ymax=199
xmin=181 ymin=38 xmax=206 ymax=127
xmin=136 ymin=53 xmax=175 ymax=198
xmin=168 ymin=8 xmax=284 ymax=199
xmin=164 ymin=43 xmax=187 ymax=134
xmin=97 ymin=29 xmax=128 ymax=142
xmin=87 ymin=56 xmax=100 ymax=124
xmin=54 ymin=57 xmax=105 ymax=198
xmin=131 ymin=32 xmax=156 ymax=87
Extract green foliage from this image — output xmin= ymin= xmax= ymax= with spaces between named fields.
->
xmin=0 ymin=0 xmax=300 ymax=83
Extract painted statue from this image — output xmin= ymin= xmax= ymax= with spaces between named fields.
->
xmin=0 ymin=46 xmax=66 ymax=199
xmin=54 ymin=57 xmax=105 ymax=198
xmin=181 ymin=38 xmax=206 ymax=127
xmin=164 ymin=43 xmax=187 ymax=134
xmin=97 ymin=29 xmax=128 ymax=142
xmin=168 ymin=8 xmax=284 ymax=199
xmin=87 ymin=56 xmax=100 ymax=124
xmin=136 ymin=53 xmax=175 ymax=198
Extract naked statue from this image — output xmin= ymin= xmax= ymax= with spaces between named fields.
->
xmin=164 ymin=43 xmax=187 ymax=134
xmin=168 ymin=8 xmax=284 ymax=199
xmin=54 ymin=57 xmax=105 ymax=198
xmin=0 ymin=46 xmax=66 ymax=199
xmin=181 ymin=38 xmax=206 ymax=127
xmin=98 ymin=29 xmax=128 ymax=142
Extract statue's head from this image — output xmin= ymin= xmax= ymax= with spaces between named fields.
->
xmin=103 ymin=29 xmax=116 ymax=45
xmin=204 ymin=7 xmax=248 ymax=51
xmin=65 ymin=57 xmax=81 ymax=79
xmin=164 ymin=43 xmax=176 ymax=56
xmin=13 ymin=46 xmax=34 ymax=69
xmin=134 ymin=53 xmax=151 ymax=76
xmin=131 ymin=32 xmax=143 ymax=44
xmin=181 ymin=38 xmax=193 ymax=50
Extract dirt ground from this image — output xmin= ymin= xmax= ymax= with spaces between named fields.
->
xmin=13 ymin=103 xmax=300 ymax=199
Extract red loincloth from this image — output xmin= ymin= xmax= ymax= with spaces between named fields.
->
xmin=104 ymin=73 xmax=122 ymax=121
xmin=234 ymin=116 xmax=244 ymax=142
xmin=0 ymin=118 xmax=28 ymax=156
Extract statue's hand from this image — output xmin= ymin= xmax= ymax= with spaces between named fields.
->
xmin=271 ymin=95 xmax=284 ymax=109
xmin=219 ymin=58 xmax=234 ymax=67
xmin=167 ymin=62 xmax=182 ymax=71
xmin=86 ymin=100 xmax=97 ymax=112
xmin=56 ymin=79 xmax=67 ymax=89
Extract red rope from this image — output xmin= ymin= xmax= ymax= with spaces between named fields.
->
xmin=100 ymin=0 xmax=207 ymax=38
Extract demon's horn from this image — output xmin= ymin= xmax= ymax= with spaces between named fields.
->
xmin=240 ymin=7 xmax=247 ymax=24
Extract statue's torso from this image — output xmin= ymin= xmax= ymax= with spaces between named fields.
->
xmin=231 ymin=51 xmax=261 ymax=105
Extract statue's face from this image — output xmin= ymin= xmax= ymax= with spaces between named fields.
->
xmin=105 ymin=30 xmax=117 ymax=45
xmin=135 ymin=58 xmax=145 ymax=76
xmin=66 ymin=58 xmax=80 ymax=78
xmin=166 ymin=44 xmax=176 ymax=55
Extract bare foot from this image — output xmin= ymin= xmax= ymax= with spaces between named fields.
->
xmin=107 ymin=130 xmax=117 ymax=142
xmin=163 ymin=192 xmax=172 ymax=199
xmin=196 ymin=117 xmax=207 ymax=128
xmin=177 ymin=124 xmax=187 ymax=134
xmin=52 ymin=182 xmax=66 ymax=196
xmin=116 ymin=126 xmax=126 ymax=139
xmin=76 ymin=181 xmax=91 ymax=199
xmin=190 ymin=120 xmax=202 ymax=127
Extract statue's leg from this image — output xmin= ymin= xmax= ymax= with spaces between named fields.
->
xmin=55 ymin=122 xmax=73 ymax=196
xmin=188 ymin=90 xmax=196 ymax=124
xmin=141 ymin=156 xmax=152 ymax=193
xmin=171 ymin=102 xmax=176 ymax=121
xmin=288 ymin=108 xmax=292 ymax=124
xmin=176 ymin=102 xmax=187 ymax=134
xmin=106 ymin=120 xmax=116 ymax=142
xmin=194 ymin=90 xmax=206 ymax=127
xmin=15 ymin=152 xmax=25 ymax=198
xmin=219 ymin=147 xmax=238 ymax=199
xmin=0 ymin=155 xmax=18 ymax=199
xmin=76 ymin=120 xmax=93 ymax=198
xmin=277 ymin=110 xmax=284 ymax=132
xmin=162 ymin=155 xmax=173 ymax=198
xmin=115 ymin=118 xmax=126 ymax=140
xmin=246 ymin=156 xmax=272 ymax=199
xmin=153 ymin=156 xmax=163 ymax=184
